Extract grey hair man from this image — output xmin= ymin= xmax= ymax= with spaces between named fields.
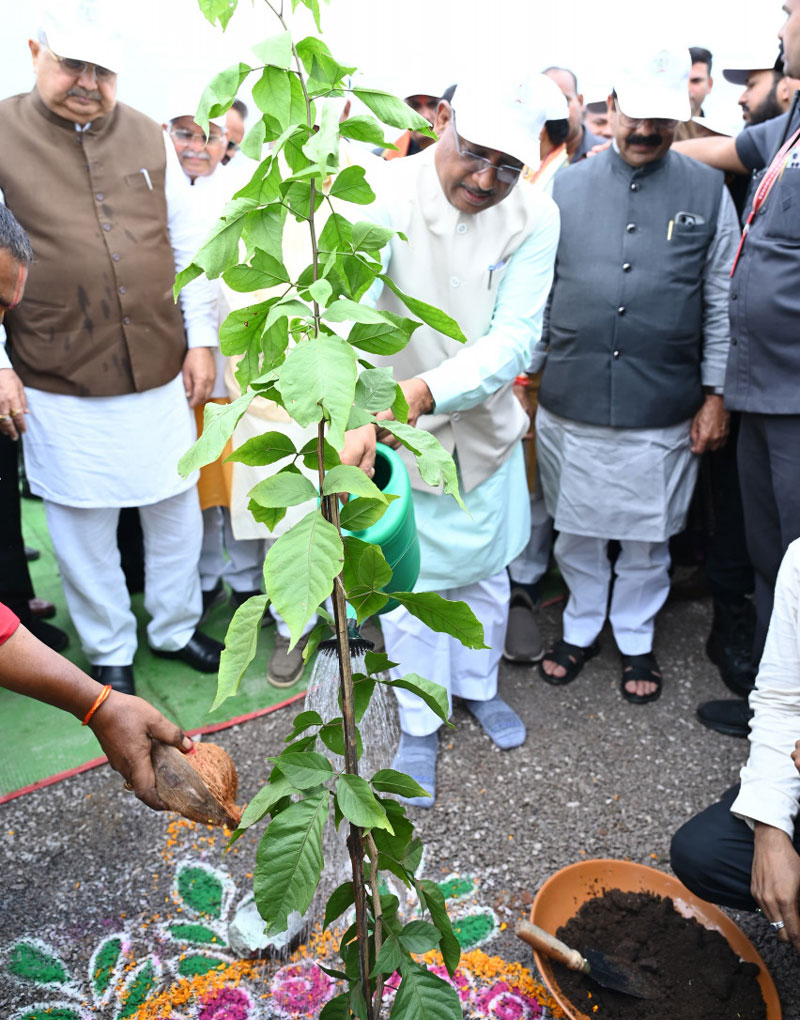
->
xmin=0 ymin=2 xmax=224 ymax=695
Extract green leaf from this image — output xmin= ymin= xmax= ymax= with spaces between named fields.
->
xmin=339 ymin=497 xmax=389 ymax=532
xmin=302 ymin=621 xmax=332 ymax=662
xmin=277 ymin=334 xmax=358 ymax=449
xmin=254 ymin=788 xmax=329 ymax=934
xmin=292 ymin=0 xmax=323 ymax=31
xmin=211 ymin=594 xmax=269 ymax=710
xmin=352 ymin=675 xmax=376 ymax=723
xmin=322 ymin=464 xmax=388 ymax=503
xmin=319 ymin=992 xmax=351 ymax=1020
xmin=243 ymin=205 xmax=286 ymax=261
xmin=308 ymin=278 xmax=333 ymax=307
xmin=178 ymin=390 xmax=256 ymax=477
xmin=319 ymin=717 xmax=363 ymax=759
xmin=286 ymin=710 xmax=324 ymax=739
xmin=391 ymin=960 xmax=462 ymax=1020
xmin=8 ymin=941 xmax=68 ymax=984
xmin=364 ymin=650 xmax=398 ymax=674
xmin=323 ymin=880 xmax=355 ymax=928
xmin=223 ymin=248 xmax=289 ymax=292
xmin=371 ymin=769 xmax=430 ymax=801
xmin=318 ymin=211 xmax=354 ymax=253
xmin=248 ymin=470 xmax=318 ymax=509
xmin=264 ymin=509 xmax=343 ymax=646
xmin=248 ymin=499 xmax=287 ymax=532
xmin=335 ymin=773 xmax=393 ymax=832
xmin=342 ymin=253 xmax=378 ymax=301
xmin=352 ymin=221 xmax=395 ymax=252
xmin=196 ymin=62 xmax=252 ymax=134
xmin=382 ymin=673 xmax=453 ymax=729
xmin=252 ymin=65 xmax=292 ymax=130
xmin=226 ymin=431 xmax=296 ymax=467
xmin=392 ymin=383 xmax=410 ymax=423
xmin=391 ymin=592 xmax=487 ymax=650
xmin=240 ymin=116 xmax=268 ymax=160
xmin=303 ymin=103 xmax=340 ymax=168
xmin=251 ymin=30 xmax=293 ymax=69
xmin=253 ymin=246 xmax=292 ymax=282
xmin=282 ymin=179 xmax=325 ymax=220
xmin=338 ymin=114 xmax=398 ymax=148
xmin=323 ymin=298 xmax=389 ymax=325
xmin=342 ymin=536 xmax=391 ymax=622
xmin=347 ymin=313 xmax=419 ymax=356
xmin=379 ymin=273 xmax=467 ymax=343
xmin=354 ymin=367 xmax=397 ymax=412
xmin=329 ymin=165 xmax=376 ymax=205
xmin=173 ymin=262 xmax=203 ymax=300
xmin=193 ymin=197 xmax=256 ymax=279
xmin=353 ymin=88 xmax=436 ymax=134
xmin=400 ymin=920 xmax=442 ymax=954
xmin=371 ymin=934 xmax=407 ymax=976
xmin=270 ymin=751 xmax=333 ymax=789
xmin=417 ymin=879 xmax=461 ymax=977
xmin=218 ymin=300 xmax=273 ymax=357
xmin=379 ymin=419 xmax=465 ymax=509
xmin=235 ymin=774 xmax=294 ymax=834
xmin=198 ymin=0 xmax=238 ymax=30
xmin=233 ymin=158 xmax=283 ymax=204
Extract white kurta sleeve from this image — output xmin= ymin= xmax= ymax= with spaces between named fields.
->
xmin=417 ymin=199 xmax=560 ymax=414
xmin=732 ymin=539 xmax=800 ymax=837
xmin=164 ymin=134 xmax=219 ymax=349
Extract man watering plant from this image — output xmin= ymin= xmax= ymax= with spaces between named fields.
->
xmin=345 ymin=78 xmax=560 ymax=807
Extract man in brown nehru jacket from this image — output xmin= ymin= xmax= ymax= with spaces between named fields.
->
xmin=0 ymin=3 xmax=224 ymax=695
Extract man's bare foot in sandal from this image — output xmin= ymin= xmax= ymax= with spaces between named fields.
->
xmin=620 ymin=651 xmax=662 ymax=703
xmin=539 ymin=638 xmax=600 ymax=686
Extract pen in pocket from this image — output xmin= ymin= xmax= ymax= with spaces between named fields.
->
xmin=488 ymin=259 xmax=507 ymax=289
xmin=667 ymin=219 xmax=674 ymax=241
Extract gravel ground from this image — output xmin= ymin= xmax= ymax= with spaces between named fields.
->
xmin=1 ymin=595 xmax=798 ymax=1018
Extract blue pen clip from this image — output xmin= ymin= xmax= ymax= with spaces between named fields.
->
xmin=488 ymin=259 xmax=507 ymax=289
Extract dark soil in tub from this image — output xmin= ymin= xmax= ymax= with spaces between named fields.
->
xmin=551 ymin=889 xmax=766 ymax=1020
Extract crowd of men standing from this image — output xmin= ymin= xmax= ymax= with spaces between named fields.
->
xmin=2 ymin=0 xmax=800 ymax=954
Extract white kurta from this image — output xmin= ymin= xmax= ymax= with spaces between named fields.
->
xmin=9 ymin=132 xmax=218 ymax=508
xmin=536 ymin=404 xmax=698 ymax=543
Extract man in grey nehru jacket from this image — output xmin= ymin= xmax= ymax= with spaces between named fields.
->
xmin=534 ymin=45 xmax=739 ymax=704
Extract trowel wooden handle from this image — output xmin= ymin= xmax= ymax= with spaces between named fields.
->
xmin=515 ymin=920 xmax=588 ymax=973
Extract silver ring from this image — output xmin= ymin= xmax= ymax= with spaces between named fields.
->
xmin=770 ymin=920 xmax=785 ymax=932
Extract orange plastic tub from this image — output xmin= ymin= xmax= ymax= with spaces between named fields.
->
xmin=529 ymin=858 xmax=781 ymax=1020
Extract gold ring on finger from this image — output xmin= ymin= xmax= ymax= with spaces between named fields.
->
xmin=123 ymin=780 xmax=133 ymax=792
xmin=10 ymin=408 xmax=22 ymax=416
xmin=0 ymin=415 xmax=9 ymax=421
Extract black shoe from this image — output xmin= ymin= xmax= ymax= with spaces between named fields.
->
xmin=706 ymin=598 xmax=757 ymax=698
xmin=151 ymin=630 xmax=224 ymax=672
xmin=200 ymin=580 xmax=226 ymax=622
xmin=697 ymin=698 xmax=753 ymax=738
xmin=91 ymin=664 xmax=135 ymax=696
xmin=24 ymin=545 xmax=41 ymax=562
xmin=230 ymin=589 xmax=274 ymax=626
xmin=28 ymin=618 xmax=69 ymax=653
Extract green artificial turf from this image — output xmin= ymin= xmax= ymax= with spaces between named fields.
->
xmin=0 ymin=497 xmax=312 ymax=800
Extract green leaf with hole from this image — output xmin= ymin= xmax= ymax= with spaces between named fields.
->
xmin=178 ymin=390 xmax=255 ymax=477
xmin=390 ymin=591 xmax=487 ymax=650
xmin=381 ymin=673 xmax=452 ymax=729
xmin=218 ymin=300 xmax=273 ymax=356
xmin=211 ymin=595 xmax=269 ymax=710
xmin=254 ymin=788 xmax=329 ymax=933
xmin=277 ymin=333 xmax=358 ymax=449
xmin=335 ymin=774 xmax=393 ymax=832
xmin=264 ymin=509 xmax=343 ymax=646
xmin=329 ymin=165 xmax=375 ymax=205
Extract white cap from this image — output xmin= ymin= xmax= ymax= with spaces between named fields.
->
xmin=722 ymin=34 xmax=782 ymax=84
xmin=39 ymin=2 xmax=123 ymax=74
xmin=537 ymin=73 xmax=570 ymax=122
xmin=690 ymin=115 xmax=731 ymax=137
xmin=613 ymin=46 xmax=692 ymax=122
xmin=448 ymin=77 xmax=551 ymax=172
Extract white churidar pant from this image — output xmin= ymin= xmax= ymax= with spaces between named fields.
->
xmin=44 ymin=488 xmax=203 ymax=664
xmin=508 ymin=470 xmax=553 ymax=587
xmin=199 ymin=506 xmax=265 ymax=594
xmin=380 ymin=570 xmax=510 ymax=737
xmin=555 ymin=533 xmax=671 ymax=655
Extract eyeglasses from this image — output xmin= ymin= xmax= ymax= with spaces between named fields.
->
xmin=47 ymin=47 xmax=115 ymax=81
xmin=614 ymin=105 xmax=678 ymax=131
xmin=452 ymin=114 xmax=523 ymax=186
xmin=169 ymin=127 xmax=226 ymax=148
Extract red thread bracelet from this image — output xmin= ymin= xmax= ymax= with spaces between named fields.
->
xmin=514 ymin=374 xmax=530 ymax=387
xmin=82 ymin=684 xmax=112 ymax=726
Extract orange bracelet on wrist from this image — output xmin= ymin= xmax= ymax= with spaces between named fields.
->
xmin=514 ymin=374 xmax=530 ymax=387
xmin=82 ymin=684 xmax=112 ymax=726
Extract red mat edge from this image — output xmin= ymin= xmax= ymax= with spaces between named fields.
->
xmin=0 ymin=689 xmax=307 ymax=805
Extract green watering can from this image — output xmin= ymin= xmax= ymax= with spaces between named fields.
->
xmin=343 ymin=442 xmax=420 ymax=614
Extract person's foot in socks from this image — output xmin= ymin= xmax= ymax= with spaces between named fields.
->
xmin=462 ymin=695 xmax=526 ymax=749
xmin=390 ymin=730 xmax=438 ymax=808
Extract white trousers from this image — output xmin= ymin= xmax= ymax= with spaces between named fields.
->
xmin=380 ymin=571 xmax=510 ymax=737
xmin=44 ymin=488 xmax=203 ymax=664
xmin=508 ymin=475 xmax=553 ymax=587
xmin=555 ymin=532 xmax=671 ymax=655
xmin=200 ymin=506 xmax=265 ymax=593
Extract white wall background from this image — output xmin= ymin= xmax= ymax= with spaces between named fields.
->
xmin=1 ymin=0 xmax=785 ymax=137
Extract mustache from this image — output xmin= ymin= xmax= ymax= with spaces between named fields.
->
xmin=627 ymin=133 xmax=662 ymax=147
xmin=67 ymin=86 xmax=102 ymax=101
xmin=181 ymin=150 xmax=210 ymax=161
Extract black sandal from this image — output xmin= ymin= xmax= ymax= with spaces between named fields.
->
xmin=620 ymin=652 xmax=662 ymax=704
xmin=538 ymin=638 xmax=600 ymax=686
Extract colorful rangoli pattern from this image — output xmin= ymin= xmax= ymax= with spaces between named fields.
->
xmin=2 ymin=820 xmax=564 ymax=1020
